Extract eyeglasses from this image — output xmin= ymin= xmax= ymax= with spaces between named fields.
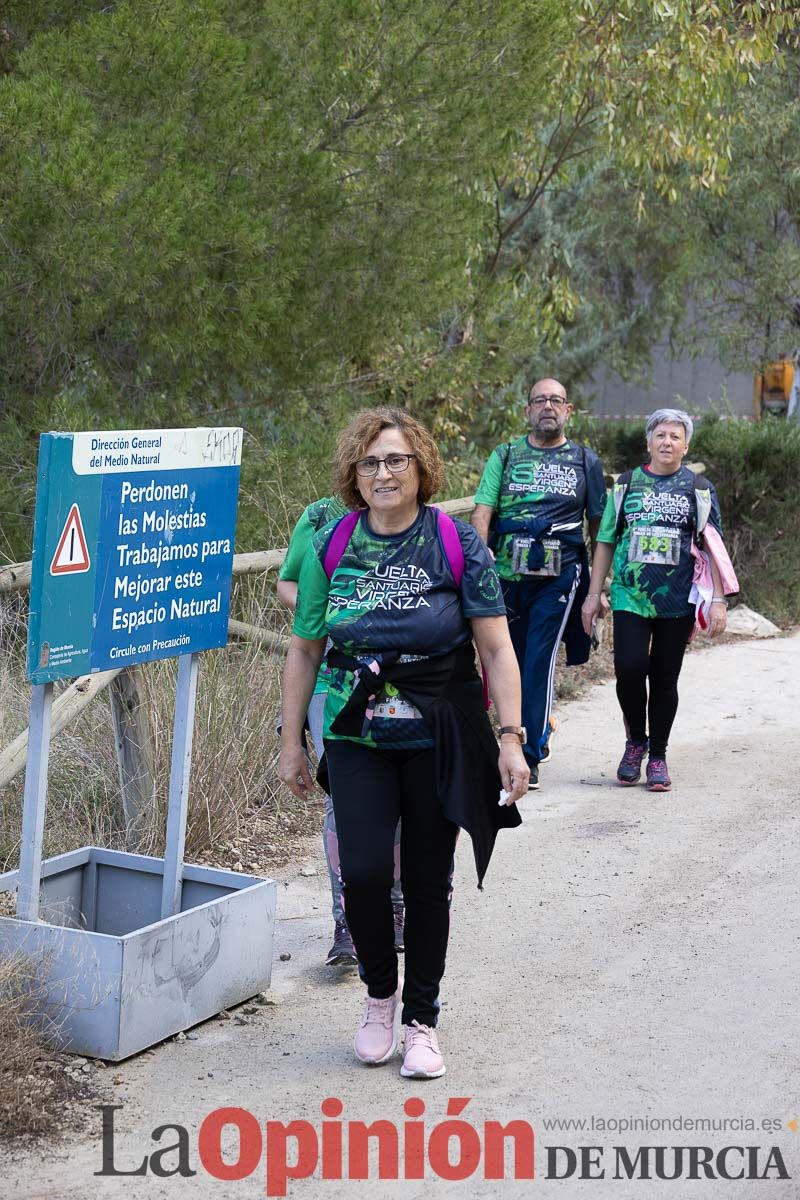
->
xmin=529 ymin=394 xmax=568 ymax=408
xmin=354 ymin=453 xmax=417 ymax=477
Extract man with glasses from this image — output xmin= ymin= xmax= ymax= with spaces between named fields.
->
xmin=471 ymin=378 xmax=607 ymax=789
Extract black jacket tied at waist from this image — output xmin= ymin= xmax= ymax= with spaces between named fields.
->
xmin=321 ymin=641 xmax=521 ymax=888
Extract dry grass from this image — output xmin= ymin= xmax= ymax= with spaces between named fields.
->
xmin=138 ymin=580 xmax=322 ymax=863
xmin=0 ymin=949 xmax=76 ymax=1138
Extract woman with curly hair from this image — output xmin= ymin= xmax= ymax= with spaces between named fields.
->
xmin=279 ymin=408 xmax=527 ymax=1078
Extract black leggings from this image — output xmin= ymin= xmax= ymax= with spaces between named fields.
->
xmin=613 ymin=611 xmax=694 ymax=758
xmin=324 ymin=739 xmax=459 ymax=1028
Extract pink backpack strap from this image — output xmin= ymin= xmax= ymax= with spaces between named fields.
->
xmin=437 ymin=510 xmax=490 ymax=708
xmin=436 ymin=510 xmax=465 ymax=587
xmin=322 ymin=510 xmax=361 ymax=579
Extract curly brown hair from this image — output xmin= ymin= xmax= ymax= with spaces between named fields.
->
xmin=333 ymin=407 xmax=445 ymax=509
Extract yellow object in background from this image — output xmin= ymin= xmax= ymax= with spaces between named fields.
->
xmin=753 ymin=356 xmax=794 ymax=417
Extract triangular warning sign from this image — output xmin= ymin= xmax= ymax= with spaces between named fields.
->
xmin=50 ymin=503 xmax=91 ymax=575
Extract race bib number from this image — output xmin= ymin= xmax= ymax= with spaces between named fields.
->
xmin=373 ymin=695 xmax=424 ymax=721
xmin=512 ymin=536 xmax=562 ymax=577
xmin=628 ymin=525 xmax=680 ymax=566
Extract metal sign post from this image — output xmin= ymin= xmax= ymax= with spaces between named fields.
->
xmin=0 ymin=426 xmax=277 ymax=1060
xmin=15 ymin=683 xmax=54 ymax=922
xmin=161 ymin=652 xmax=200 ymax=919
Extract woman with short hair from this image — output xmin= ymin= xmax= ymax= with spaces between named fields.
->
xmin=581 ymin=408 xmax=733 ymax=792
xmin=276 ymin=494 xmax=405 ymax=967
xmin=279 ymin=407 xmax=528 ymax=1078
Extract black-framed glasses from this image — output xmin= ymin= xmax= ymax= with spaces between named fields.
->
xmin=355 ymin=453 xmax=417 ymax=477
xmin=529 ymin=394 xmax=568 ymax=408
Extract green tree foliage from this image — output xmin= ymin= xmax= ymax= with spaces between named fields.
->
xmin=670 ymin=53 xmax=800 ymax=371
xmin=326 ymin=1 xmax=798 ymax=438
xmin=2 ymin=1 xmax=794 ymax=410
xmin=0 ymin=0 xmax=565 ymax=413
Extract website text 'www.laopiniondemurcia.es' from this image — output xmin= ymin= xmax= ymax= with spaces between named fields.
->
xmin=95 ymin=1100 xmax=795 ymax=1195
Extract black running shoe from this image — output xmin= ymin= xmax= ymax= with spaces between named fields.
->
xmin=326 ymin=919 xmax=357 ymax=965
xmin=645 ymin=757 xmax=672 ymax=792
xmin=528 ymin=763 xmax=540 ymax=791
xmin=617 ymin=739 xmax=648 ymax=786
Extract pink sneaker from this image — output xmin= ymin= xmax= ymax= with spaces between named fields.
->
xmin=400 ymin=1021 xmax=446 ymax=1079
xmin=353 ymin=990 xmax=399 ymax=1065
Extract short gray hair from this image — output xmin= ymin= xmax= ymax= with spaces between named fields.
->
xmin=645 ymin=408 xmax=693 ymax=443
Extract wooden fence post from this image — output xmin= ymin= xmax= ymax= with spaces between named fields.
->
xmin=109 ymin=666 xmax=156 ymax=852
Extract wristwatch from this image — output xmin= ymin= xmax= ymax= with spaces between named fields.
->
xmin=498 ymin=725 xmax=527 ymax=744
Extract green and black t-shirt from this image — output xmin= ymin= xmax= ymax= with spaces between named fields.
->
xmin=596 ymin=463 xmax=722 ymax=618
xmin=294 ymin=506 xmax=505 ymax=749
xmin=474 ymin=436 xmax=607 ymax=580
xmin=279 ymin=496 xmax=348 ymax=582
xmin=279 ymin=496 xmax=348 ymax=696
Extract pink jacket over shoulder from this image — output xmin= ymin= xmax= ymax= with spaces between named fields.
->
xmin=690 ymin=525 xmax=739 ymax=632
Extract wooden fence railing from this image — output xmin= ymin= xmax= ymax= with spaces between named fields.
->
xmin=0 ymin=496 xmax=476 ymax=836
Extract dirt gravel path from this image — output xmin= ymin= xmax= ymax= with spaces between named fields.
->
xmin=4 ymin=634 xmax=800 ymax=1199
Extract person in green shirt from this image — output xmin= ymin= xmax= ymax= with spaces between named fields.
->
xmin=471 ymin=377 xmax=607 ymax=790
xmin=582 ymin=408 xmax=729 ymax=792
xmin=278 ymin=407 xmax=527 ymax=1079
xmin=278 ymin=496 xmax=404 ymax=966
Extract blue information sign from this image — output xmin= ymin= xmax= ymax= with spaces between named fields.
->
xmin=27 ymin=428 xmax=242 ymax=683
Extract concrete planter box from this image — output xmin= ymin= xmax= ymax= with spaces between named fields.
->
xmin=0 ymin=846 xmax=276 ymax=1061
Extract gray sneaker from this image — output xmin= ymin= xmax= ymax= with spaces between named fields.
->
xmin=393 ymin=903 xmax=405 ymax=953
xmin=326 ymin=919 xmax=357 ymax=966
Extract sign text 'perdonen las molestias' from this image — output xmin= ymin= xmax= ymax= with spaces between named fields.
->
xmin=27 ymin=427 xmax=242 ymax=683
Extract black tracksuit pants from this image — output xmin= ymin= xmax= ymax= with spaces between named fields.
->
xmin=324 ymin=739 xmax=459 ymax=1028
